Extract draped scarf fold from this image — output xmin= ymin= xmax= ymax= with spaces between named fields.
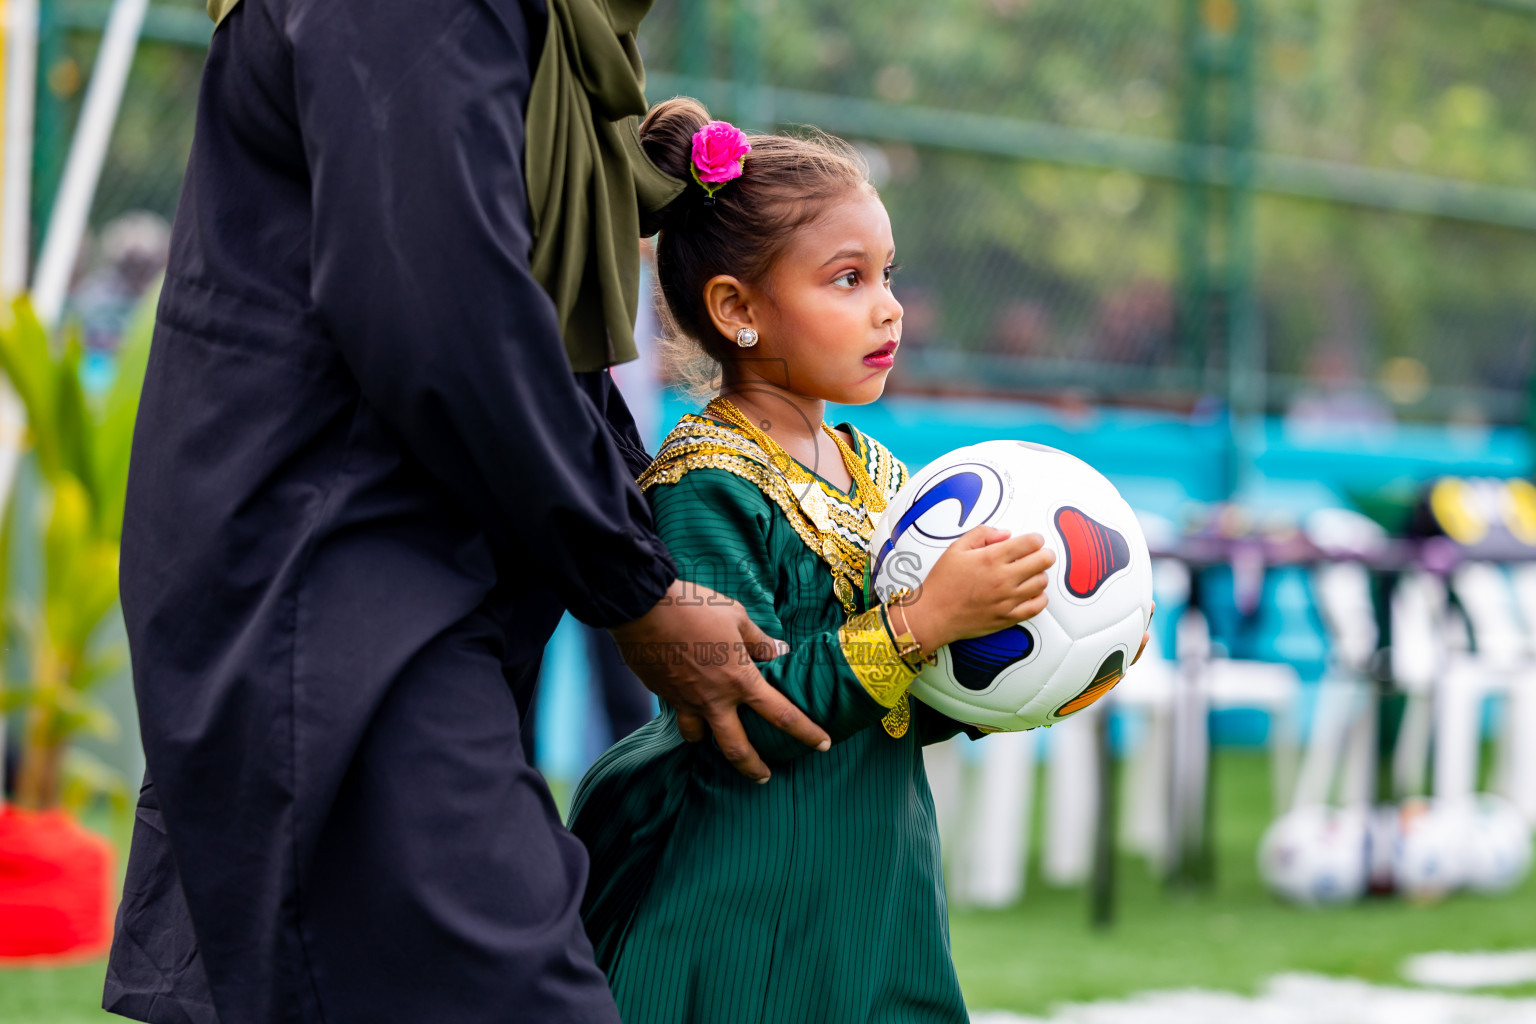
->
xmin=523 ymin=0 xmax=685 ymax=370
xmin=210 ymin=0 xmax=685 ymax=372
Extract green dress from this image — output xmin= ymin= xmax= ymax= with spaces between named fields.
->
xmin=569 ymin=410 xmax=975 ymax=1024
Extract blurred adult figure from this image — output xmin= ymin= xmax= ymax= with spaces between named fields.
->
xmin=530 ymin=245 xmax=664 ymax=768
xmin=68 ymin=212 xmax=170 ymax=353
xmin=1092 ymin=279 xmax=1173 ymax=366
xmin=992 ymin=298 xmax=1052 ymax=359
xmin=1285 ymin=346 xmax=1394 ymax=443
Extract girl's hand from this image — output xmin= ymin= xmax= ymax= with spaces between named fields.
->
xmin=1131 ymin=601 xmax=1156 ymax=665
xmin=899 ymin=526 xmax=1055 ymax=653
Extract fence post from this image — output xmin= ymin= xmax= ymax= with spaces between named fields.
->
xmin=28 ymin=0 xmax=64 ymax=261
xmin=1177 ymin=0 xmax=1261 ymax=497
xmin=730 ymin=0 xmax=768 ymax=130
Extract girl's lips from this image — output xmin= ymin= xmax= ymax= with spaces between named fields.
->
xmin=863 ymin=341 xmax=898 ymax=368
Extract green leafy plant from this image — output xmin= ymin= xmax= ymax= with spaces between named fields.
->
xmin=0 ymin=294 xmax=152 ymax=811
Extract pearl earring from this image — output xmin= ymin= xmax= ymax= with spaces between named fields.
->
xmin=735 ymin=327 xmax=759 ymax=348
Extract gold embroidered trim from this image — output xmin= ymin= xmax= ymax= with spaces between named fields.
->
xmin=641 ymin=447 xmax=850 ymax=601
xmin=639 ymin=414 xmax=906 ymax=614
xmin=837 ymin=607 xmax=918 ymax=709
xmin=882 ymin=696 xmax=911 ymax=739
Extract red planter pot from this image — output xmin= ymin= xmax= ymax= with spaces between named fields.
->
xmin=0 ymin=806 xmax=114 ymax=961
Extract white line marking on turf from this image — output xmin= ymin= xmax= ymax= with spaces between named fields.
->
xmin=1403 ymin=951 xmax=1536 ymax=990
xmin=972 ymin=972 xmax=1536 ymax=1023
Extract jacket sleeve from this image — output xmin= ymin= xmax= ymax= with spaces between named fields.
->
xmin=649 ymin=468 xmax=919 ymax=762
xmin=286 ymin=0 xmax=673 ymax=627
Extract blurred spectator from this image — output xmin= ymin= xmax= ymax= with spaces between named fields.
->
xmin=1285 ymin=346 xmax=1394 ymax=442
xmin=991 ymin=299 xmax=1051 ymax=358
xmin=1092 ymin=279 xmax=1174 ymax=364
xmin=526 ymin=243 xmax=663 ymax=767
xmin=885 ymin=283 xmax=940 ymax=393
xmin=894 ymin=283 xmax=939 ymax=349
xmin=67 ymin=211 xmax=171 ymax=354
xmin=585 ymin=242 xmax=666 ymax=745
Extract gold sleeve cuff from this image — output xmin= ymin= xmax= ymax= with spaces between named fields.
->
xmin=837 ymin=607 xmax=919 ymax=709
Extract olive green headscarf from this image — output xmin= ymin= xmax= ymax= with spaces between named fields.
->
xmin=523 ymin=0 xmax=685 ymax=370
xmin=210 ymin=0 xmax=685 ymax=372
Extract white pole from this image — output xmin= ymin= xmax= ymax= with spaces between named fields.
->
xmin=0 ymin=0 xmax=40 ymax=809
xmin=1043 ymin=707 xmax=1098 ymax=886
xmin=31 ymin=0 xmax=147 ymax=329
xmin=1 ymin=0 xmax=36 ymax=297
xmin=958 ymin=728 xmax=1037 ymax=907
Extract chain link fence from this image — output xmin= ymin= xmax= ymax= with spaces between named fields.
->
xmin=42 ymin=0 xmax=1536 ymax=423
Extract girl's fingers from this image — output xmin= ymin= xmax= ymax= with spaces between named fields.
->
xmin=1013 ymin=572 xmax=1049 ymax=600
xmin=988 ymin=531 xmax=1045 ymax=561
xmin=1131 ymin=630 xmax=1151 ymax=665
xmin=954 ymin=524 xmax=1011 ymax=550
xmin=1004 ymin=593 xmax=1049 ymax=623
xmin=1012 ymin=547 xmax=1055 ymax=577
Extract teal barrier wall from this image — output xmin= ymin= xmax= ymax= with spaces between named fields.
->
xmin=533 ymin=393 xmax=1533 ymax=779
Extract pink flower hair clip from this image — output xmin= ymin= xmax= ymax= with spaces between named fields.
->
xmin=690 ymin=120 xmax=752 ymax=202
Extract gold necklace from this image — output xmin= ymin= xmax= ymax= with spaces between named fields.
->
xmin=707 ymin=397 xmax=884 ymax=526
xmin=705 ymin=396 xmax=882 ymax=609
xmin=825 ymin=422 xmax=884 ymax=526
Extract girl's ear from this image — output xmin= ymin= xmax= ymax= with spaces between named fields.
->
xmin=703 ymin=275 xmax=755 ymax=342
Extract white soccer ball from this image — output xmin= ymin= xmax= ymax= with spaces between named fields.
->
xmin=1258 ymin=805 xmax=1369 ymax=906
xmin=1460 ymin=794 xmax=1533 ymax=895
xmin=867 ymin=440 xmax=1154 ymax=731
xmin=1393 ymin=799 xmax=1469 ymax=902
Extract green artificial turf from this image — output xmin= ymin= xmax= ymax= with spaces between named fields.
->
xmin=3 ymin=752 xmax=1534 ymax=1021
xmin=0 ymin=806 xmax=132 ymax=1024
xmin=951 ymin=751 xmax=1536 ymax=1014
xmin=0 ymin=961 xmax=118 ymax=1024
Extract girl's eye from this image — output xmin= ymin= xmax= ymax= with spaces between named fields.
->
xmin=884 ymin=262 xmax=902 ymax=284
xmin=836 ymin=271 xmax=859 ymax=288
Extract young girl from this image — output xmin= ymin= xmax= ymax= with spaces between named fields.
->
xmin=569 ymin=99 xmax=1059 ymax=1024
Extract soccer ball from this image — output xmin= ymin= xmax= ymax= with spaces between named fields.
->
xmin=1258 ymin=805 xmax=1369 ymax=906
xmin=1392 ymin=799 xmax=1468 ymax=902
xmin=1459 ymin=794 xmax=1532 ymax=894
xmin=867 ymin=440 xmax=1153 ymax=731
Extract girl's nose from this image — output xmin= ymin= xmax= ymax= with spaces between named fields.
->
xmin=879 ymin=292 xmax=904 ymax=327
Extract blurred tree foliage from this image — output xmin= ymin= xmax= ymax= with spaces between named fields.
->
xmin=0 ymin=295 xmax=152 ymax=812
xmin=45 ymin=0 xmax=1536 ymax=420
xmin=639 ymin=0 xmax=1536 ymax=418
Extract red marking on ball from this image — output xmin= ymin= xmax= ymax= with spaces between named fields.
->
xmin=1054 ymin=506 xmax=1130 ymax=599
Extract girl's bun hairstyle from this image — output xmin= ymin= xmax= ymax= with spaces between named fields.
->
xmin=639 ymin=97 xmax=872 ymax=393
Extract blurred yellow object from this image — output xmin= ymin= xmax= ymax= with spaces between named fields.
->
xmin=1379 ymin=356 xmax=1432 ymax=405
xmin=1429 ymin=477 xmax=1489 ymax=545
xmin=1503 ymin=479 xmax=1536 ymax=546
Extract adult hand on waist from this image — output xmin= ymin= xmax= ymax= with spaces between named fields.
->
xmin=610 ymin=580 xmax=831 ymax=782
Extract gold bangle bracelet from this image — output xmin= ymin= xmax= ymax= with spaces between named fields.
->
xmin=885 ymin=589 xmax=926 ymax=670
